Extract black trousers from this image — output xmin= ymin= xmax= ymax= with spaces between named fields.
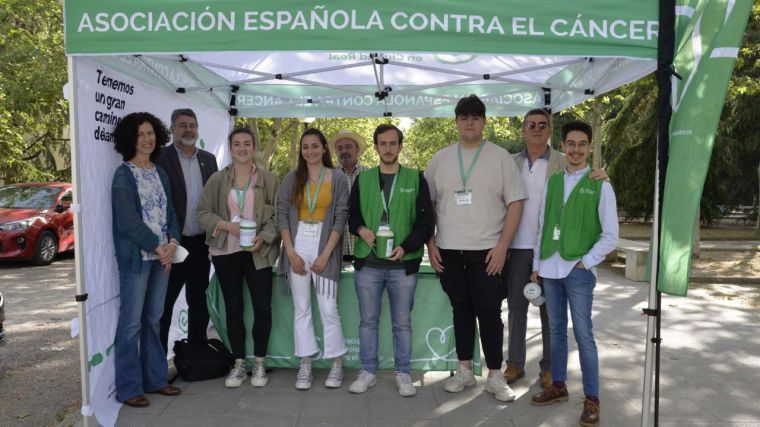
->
xmin=160 ymin=234 xmax=211 ymax=354
xmin=439 ymin=249 xmax=506 ymax=370
xmin=212 ymin=252 xmax=273 ymax=359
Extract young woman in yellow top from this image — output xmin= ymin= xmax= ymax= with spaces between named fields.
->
xmin=277 ymin=128 xmax=350 ymax=391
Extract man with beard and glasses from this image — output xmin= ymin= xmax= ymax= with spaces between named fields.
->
xmin=157 ymin=108 xmax=218 ymax=354
xmin=330 ymin=129 xmax=368 ymax=262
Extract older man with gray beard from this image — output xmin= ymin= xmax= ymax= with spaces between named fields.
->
xmin=157 ymin=108 xmax=218 ymax=353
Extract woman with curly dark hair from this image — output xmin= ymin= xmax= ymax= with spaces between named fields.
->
xmin=111 ymin=112 xmax=182 ymax=408
xmin=277 ymin=128 xmax=349 ymax=390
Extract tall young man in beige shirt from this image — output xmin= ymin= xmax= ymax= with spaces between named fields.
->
xmin=425 ymin=95 xmax=526 ymax=402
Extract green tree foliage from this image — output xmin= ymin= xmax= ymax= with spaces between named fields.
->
xmin=234 ymin=117 xmax=395 ymax=178
xmin=403 ymin=116 xmax=523 ymax=170
xmin=0 ymin=0 xmax=68 ymax=184
xmin=603 ymin=76 xmax=658 ymax=221
xmin=718 ymin=3 xmax=760 ymax=210
xmin=602 ymin=4 xmax=759 ymax=223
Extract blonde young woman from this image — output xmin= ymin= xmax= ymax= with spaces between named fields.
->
xmin=197 ymin=128 xmax=279 ymax=388
xmin=277 ymin=128 xmax=349 ymax=390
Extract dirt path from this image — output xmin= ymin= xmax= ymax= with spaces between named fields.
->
xmin=0 ymin=254 xmax=81 ymax=427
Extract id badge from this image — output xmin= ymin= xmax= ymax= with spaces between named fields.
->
xmin=552 ymin=225 xmax=561 ymax=241
xmin=231 ymin=215 xmax=241 ymax=223
xmin=454 ymin=190 xmax=472 ymax=206
xmin=303 ymin=222 xmax=319 ymax=237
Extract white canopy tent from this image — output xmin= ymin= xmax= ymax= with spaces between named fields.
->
xmin=92 ymin=52 xmax=654 ymax=117
xmin=62 ymin=1 xmax=752 ymax=425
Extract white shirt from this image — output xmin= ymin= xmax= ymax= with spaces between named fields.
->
xmin=533 ymin=166 xmax=618 ymax=279
xmin=510 ymin=158 xmax=548 ymax=249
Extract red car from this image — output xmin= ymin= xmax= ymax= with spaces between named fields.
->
xmin=0 ymin=182 xmax=74 ymax=265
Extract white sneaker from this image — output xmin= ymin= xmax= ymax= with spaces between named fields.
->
xmin=225 ymin=359 xmax=247 ymax=388
xmin=324 ymin=359 xmax=344 ymax=388
xmin=250 ymin=357 xmax=268 ymax=387
xmin=348 ymin=370 xmax=377 ymax=394
xmin=295 ymin=361 xmax=313 ymax=390
xmin=444 ymin=366 xmax=477 ymax=392
xmin=395 ymin=372 xmax=417 ymax=397
xmin=485 ymin=374 xmax=516 ymax=402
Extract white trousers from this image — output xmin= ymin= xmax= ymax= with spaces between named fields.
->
xmin=290 ymin=221 xmax=347 ymax=359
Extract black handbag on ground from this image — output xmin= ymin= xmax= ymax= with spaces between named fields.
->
xmin=171 ymin=338 xmax=235 ymax=382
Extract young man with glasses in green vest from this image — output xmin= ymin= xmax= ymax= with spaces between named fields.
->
xmin=347 ymin=124 xmax=435 ymax=397
xmin=505 ymin=110 xmax=608 ymax=390
xmin=530 ymin=120 xmax=618 ymax=427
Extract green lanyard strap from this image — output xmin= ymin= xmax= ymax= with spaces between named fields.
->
xmin=380 ymin=172 xmax=398 ymax=224
xmin=233 ymin=170 xmax=252 ymax=218
xmin=457 ymin=141 xmax=485 ymax=190
xmin=306 ymin=166 xmax=326 ymax=222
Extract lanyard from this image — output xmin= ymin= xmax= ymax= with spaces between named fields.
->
xmin=380 ymin=172 xmax=398 ymax=224
xmin=306 ymin=166 xmax=326 ymax=222
xmin=457 ymin=142 xmax=485 ymax=190
xmin=233 ymin=171 xmax=252 ymax=217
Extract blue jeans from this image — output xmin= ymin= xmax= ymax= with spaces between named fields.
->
xmin=115 ymin=260 xmax=170 ymax=402
xmin=355 ymin=267 xmax=418 ymax=373
xmin=543 ymin=267 xmax=599 ymax=397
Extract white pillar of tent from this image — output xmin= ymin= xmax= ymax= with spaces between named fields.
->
xmin=67 ymin=55 xmax=94 ymax=427
xmin=640 ymin=148 xmax=661 ymax=427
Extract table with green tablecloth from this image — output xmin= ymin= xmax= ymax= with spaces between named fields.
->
xmin=206 ymin=264 xmax=481 ymax=374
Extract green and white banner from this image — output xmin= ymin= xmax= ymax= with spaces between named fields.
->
xmin=65 ymin=0 xmax=657 ymax=58
xmin=71 ymin=58 xmax=231 ymax=426
xmin=206 ymin=267 xmax=482 ymax=374
xmin=658 ymin=0 xmax=752 ymax=296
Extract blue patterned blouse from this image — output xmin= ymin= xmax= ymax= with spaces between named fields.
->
xmin=126 ymin=162 xmax=169 ymax=260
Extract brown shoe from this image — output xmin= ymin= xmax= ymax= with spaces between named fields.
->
xmin=580 ymin=398 xmax=600 ymax=426
xmin=531 ymin=384 xmax=569 ymax=406
xmin=537 ymin=370 xmax=553 ymax=389
xmin=124 ymin=395 xmax=149 ymax=408
xmin=153 ymin=385 xmax=182 ymax=396
xmin=503 ymin=364 xmax=525 ymax=384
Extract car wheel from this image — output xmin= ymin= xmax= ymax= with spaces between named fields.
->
xmin=32 ymin=230 xmax=58 ymax=266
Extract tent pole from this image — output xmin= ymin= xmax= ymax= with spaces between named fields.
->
xmin=641 ymin=151 xmax=660 ymax=427
xmin=67 ymin=56 xmax=93 ymax=427
xmin=642 ymin=1 xmax=675 ymax=426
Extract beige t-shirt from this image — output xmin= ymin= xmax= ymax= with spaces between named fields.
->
xmin=425 ymin=141 xmax=527 ymax=250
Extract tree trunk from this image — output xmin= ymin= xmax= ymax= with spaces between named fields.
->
xmin=755 ymin=162 xmax=760 ymax=236
xmin=261 ymin=119 xmax=299 ymax=170
xmin=693 ymin=208 xmax=701 ymax=258
xmin=592 ymin=98 xmax=602 ymax=169
xmin=290 ymin=129 xmax=299 ymax=170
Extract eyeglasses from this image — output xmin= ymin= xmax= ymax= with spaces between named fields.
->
xmin=563 ymin=140 xmax=589 ymax=149
xmin=525 ymin=121 xmax=549 ymax=130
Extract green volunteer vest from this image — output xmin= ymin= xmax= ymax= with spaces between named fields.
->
xmin=354 ymin=166 xmax=423 ymax=261
xmin=540 ymin=170 xmax=603 ymax=260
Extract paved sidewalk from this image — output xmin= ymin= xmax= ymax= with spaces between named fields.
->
xmin=73 ymin=267 xmax=760 ymax=426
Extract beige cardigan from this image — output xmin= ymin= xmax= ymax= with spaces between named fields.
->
xmin=196 ymin=163 xmax=280 ymax=270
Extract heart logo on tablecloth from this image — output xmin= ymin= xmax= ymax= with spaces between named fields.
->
xmin=425 ymin=326 xmax=457 ymax=361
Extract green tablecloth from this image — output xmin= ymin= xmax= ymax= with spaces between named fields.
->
xmin=206 ymin=265 xmax=481 ymax=374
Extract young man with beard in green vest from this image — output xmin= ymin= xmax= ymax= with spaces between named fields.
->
xmin=530 ymin=120 xmax=618 ymax=427
xmin=347 ymin=124 xmax=435 ymax=397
